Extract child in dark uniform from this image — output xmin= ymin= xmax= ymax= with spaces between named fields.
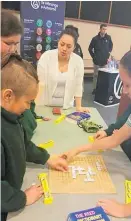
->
xmin=1 ymin=54 xmax=68 ymax=221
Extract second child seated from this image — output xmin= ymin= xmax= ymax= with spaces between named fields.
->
xmin=37 ymin=28 xmax=89 ymax=112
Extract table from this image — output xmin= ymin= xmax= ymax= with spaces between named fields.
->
xmin=94 ymin=68 xmax=122 ymax=107
xmin=8 ymin=107 xmax=131 ymax=221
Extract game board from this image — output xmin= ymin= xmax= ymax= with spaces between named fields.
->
xmin=49 ymin=155 xmax=116 ymax=194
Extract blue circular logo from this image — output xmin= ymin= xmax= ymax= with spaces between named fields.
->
xmin=45 ymin=44 xmax=51 ymax=51
xmin=46 ymin=20 xmax=52 ymax=28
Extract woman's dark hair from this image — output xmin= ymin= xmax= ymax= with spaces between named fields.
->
xmin=1 ymin=9 xmax=23 ymax=37
xmin=120 ymin=50 xmax=131 ymax=76
xmin=59 ymin=28 xmax=78 ymax=46
xmin=65 ymin=25 xmax=79 ymax=38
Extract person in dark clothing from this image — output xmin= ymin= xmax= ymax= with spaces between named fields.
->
xmin=65 ymin=25 xmax=83 ymax=59
xmin=1 ymin=9 xmax=49 ymax=141
xmin=88 ymin=24 xmax=113 ymax=94
xmin=62 ymin=51 xmax=131 ymax=218
xmin=1 ymin=53 xmax=68 ymax=221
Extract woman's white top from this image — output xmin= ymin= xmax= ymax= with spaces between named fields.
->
xmin=37 ymin=49 xmax=84 ymax=109
xmin=51 ymin=72 xmax=67 ymax=107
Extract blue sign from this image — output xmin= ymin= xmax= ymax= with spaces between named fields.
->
xmin=67 ymin=207 xmax=110 ymax=221
xmin=20 ymin=1 xmax=65 ymax=66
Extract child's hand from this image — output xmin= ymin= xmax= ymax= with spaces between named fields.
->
xmin=43 ymin=117 xmax=51 ymax=121
xmin=97 ymin=199 xmax=125 ymax=218
xmin=25 ymin=184 xmax=43 ymax=206
xmin=94 ymin=130 xmax=107 ymax=140
xmin=47 ymin=156 xmax=68 ymax=172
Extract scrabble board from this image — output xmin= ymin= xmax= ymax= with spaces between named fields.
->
xmin=49 ymin=155 xmax=116 ymax=194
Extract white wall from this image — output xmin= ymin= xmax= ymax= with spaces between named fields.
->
xmin=64 ymin=19 xmax=131 ymax=60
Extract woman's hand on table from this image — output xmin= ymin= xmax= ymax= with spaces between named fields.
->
xmin=94 ymin=130 xmax=107 ymax=140
xmin=47 ymin=156 xmax=68 ymax=172
xmin=76 ymin=106 xmax=90 ymax=113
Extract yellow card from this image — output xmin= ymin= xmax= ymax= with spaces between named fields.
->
xmin=38 ymin=173 xmax=53 ymax=204
xmin=125 ymin=180 xmax=131 ymax=204
xmin=38 ymin=140 xmax=54 ymax=149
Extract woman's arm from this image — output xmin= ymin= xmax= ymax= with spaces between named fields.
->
xmin=77 ymin=123 xmax=131 ymax=153
xmin=62 ymin=122 xmax=131 ymax=161
xmin=75 ymin=97 xmax=82 ymax=110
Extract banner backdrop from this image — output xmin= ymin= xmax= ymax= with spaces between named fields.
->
xmin=20 ymin=1 xmax=65 ymax=66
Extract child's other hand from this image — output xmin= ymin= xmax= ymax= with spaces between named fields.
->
xmin=43 ymin=117 xmax=51 ymax=121
xmin=97 ymin=199 xmax=125 ymax=218
xmin=47 ymin=156 xmax=68 ymax=172
xmin=25 ymin=184 xmax=43 ymax=206
xmin=94 ymin=130 xmax=107 ymax=140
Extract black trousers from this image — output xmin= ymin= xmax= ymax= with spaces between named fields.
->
xmin=1 ymin=213 xmax=8 ymax=221
xmin=121 ymin=139 xmax=131 ymax=161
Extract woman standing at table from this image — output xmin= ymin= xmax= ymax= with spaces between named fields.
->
xmin=37 ymin=28 xmax=89 ymax=112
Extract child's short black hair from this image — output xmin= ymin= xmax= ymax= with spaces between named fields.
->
xmin=1 ymin=9 xmax=23 ymax=37
xmin=59 ymin=28 xmax=78 ymax=46
xmin=1 ymin=53 xmax=39 ymax=97
xmin=100 ymin=24 xmax=107 ymax=29
xmin=120 ymin=50 xmax=131 ymax=76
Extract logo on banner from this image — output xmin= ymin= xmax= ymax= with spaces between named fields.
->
xmin=36 ymin=27 xmax=43 ymax=35
xmin=31 ymin=1 xmax=40 ymax=9
xmin=46 ymin=36 xmax=52 ymax=44
xmin=46 ymin=44 xmax=51 ymax=51
xmin=46 ymin=20 xmax=52 ymax=28
xmin=36 ymin=36 xmax=43 ymax=43
xmin=36 ymin=52 xmax=42 ymax=60
xmin=46 ymin=29 xmax=52 ymax=36
xmin=36 ymin=44 xmax=42 ymax=52
xmin=36 ymin=19 xmax=43 ymax=27
xmin=114 ymin=74 xmax=123 ymax=100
